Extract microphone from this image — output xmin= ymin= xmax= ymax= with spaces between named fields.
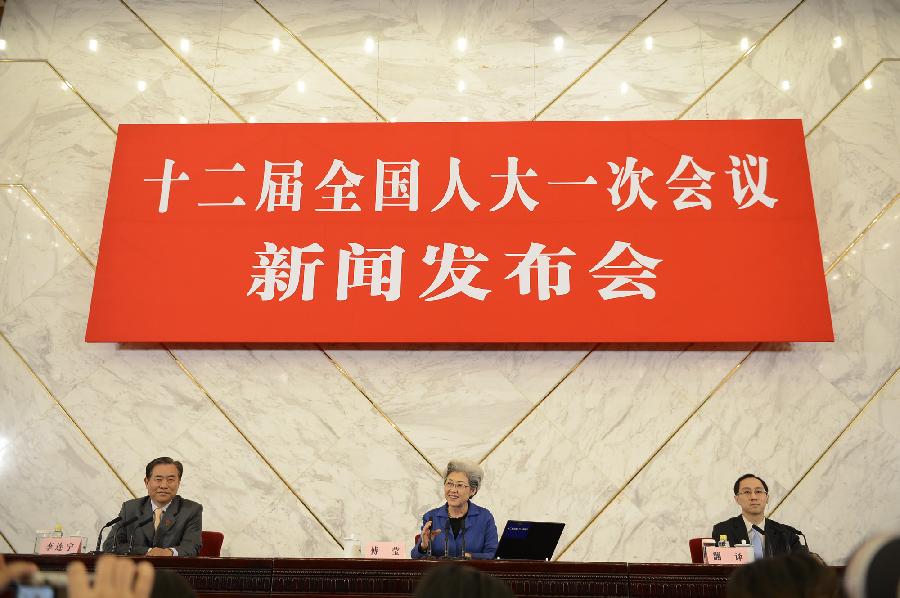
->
xmin=111 ymin=515 xmax=140 ymax=554
xmin=443 ymin=520 xmax=451 ymax=559
xmin=128 ymin=514 xmax=153 ymax=555
xmin=751 ymin=524 xmax=766 ymax=536
xmin=460 ymin=521 xmax=467 ymax=559
xmin=778 ymin=523 xmax=808 ymax=548
xmin=94 ymin=516 xmax=122 ymax=553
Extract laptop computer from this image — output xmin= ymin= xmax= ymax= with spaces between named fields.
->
xmin=494 ymin=520 xmax=565 ymax=560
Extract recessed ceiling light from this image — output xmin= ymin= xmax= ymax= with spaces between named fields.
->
xmin=553 ymin=36 xmax=564 ymax=52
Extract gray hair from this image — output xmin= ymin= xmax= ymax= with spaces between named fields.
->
xmin=444 ymin=460 xmax=484 ymax=493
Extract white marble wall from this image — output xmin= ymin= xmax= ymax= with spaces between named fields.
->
xmin=0 ymin=0 xmax=898 ymax=564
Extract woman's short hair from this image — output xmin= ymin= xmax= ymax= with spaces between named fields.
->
xmin=445 ymin=460 xmax=484 ymax=493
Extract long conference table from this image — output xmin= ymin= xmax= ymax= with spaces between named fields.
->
xmin=2 ymin=554 xmax=845 ymax=597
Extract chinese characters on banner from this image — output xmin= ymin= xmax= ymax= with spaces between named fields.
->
xmin=86 ymin=120 xmax=833 ymax=342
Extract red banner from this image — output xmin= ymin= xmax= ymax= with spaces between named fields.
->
xmin=86 ymin=120 xmax=833 ymax=343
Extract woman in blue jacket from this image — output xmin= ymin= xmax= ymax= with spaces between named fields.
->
xmin=411 ymin=460 xmax=498 ymax=560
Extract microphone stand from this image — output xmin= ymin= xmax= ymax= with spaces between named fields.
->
xmin=94 ymin=518 xmax=119 ymax=554
xmin=128 ymin=515 xmax=153 ymax=555
xmin=460 ymin=522 xmax=468 ymax=560
xmin=443 ymin=521 xmax=451 ymax=559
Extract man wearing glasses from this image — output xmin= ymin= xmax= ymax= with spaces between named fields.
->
xmin=102 ymin=457 xmax=202 ymax=556
xmin=711 ymin=473 xmax=806 ymax=559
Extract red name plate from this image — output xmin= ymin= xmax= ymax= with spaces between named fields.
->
xmin=86 ymin=120 xmax=833 ymax=343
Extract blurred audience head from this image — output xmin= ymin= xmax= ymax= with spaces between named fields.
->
xmin=844 ymin=533 xmax=900 ymax=598
xmin=414 ymin=563 xmax=514 ymax=598
xmin=727 ymin=552 xmax=841 ymax=598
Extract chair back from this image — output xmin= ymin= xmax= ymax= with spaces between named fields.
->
xmin=200 ymin=531 xmax=224 ymax=557
xmin=689 ymin=537 xmax=705 ymax=563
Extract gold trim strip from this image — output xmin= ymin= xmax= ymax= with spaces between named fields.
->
xmin=554 ymin=346 xmax=757 ymax=560
xmin=675 ymin=0 xmax=806 ymax=121
xmin=117 ymin=0 xmax=247 ymax=123
xmin=5 ymin=183 xmax=343 ymax=549
xmin=0 ymin=59 xmax=116 ymax=135
xmin=0 ymin=527 xmax=18 ymax=554
xmin=5 ymin=185 xmax=97 ymax=269
xmin=805 ymin=59 xmax=891 ymax=138
xmin=0 ymin=331 xmax=138 ymax=499
xmin=253 ymin=0 xmax=387 ymax=122
xmin=769 ymin=365 xmax=899 ymax=515
xmin=166 ymin=350 xmax=345 ymax=549
xmin=533 ymin=0 xmax=669 ymax=121
xmin=825 ymin=193 xmax=900 ymax=276
xmin=318 ymin=346 xmax=441 ymax=475
xmin=478 ymin=344 xmax=599 ymax=464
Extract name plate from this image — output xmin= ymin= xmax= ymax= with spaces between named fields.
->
xmin=38 ymin=536 xmax=82 ymax=555
xmin=363 ymin=541 xmax=406 ymax=559
xmin=705 ymin=545 xmax=754 ymax=564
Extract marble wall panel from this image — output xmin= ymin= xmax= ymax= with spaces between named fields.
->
xmin=0 ymin=334 xmax=58 ymax=454
xmin=324 ymin=346 xmax=591 ymax=466
xmin=0 ymin=0 xmax=58 ymax=58
xmin=8 ymin=62 xmax=117 ymax=264
xmin=823 ymin=62 xmax=900 ymax=185
xmin=743 ymin=0 xmax=881 ymax=125
xmin=0 ymin=63 xmax=45 ymax=184
xmin=1 ymin=252 xmax=340 ymax=556
xmin=842 ymin=204 xmax=900 ymax=305
xmin=773 ymin=372 xmax=900 ymax=564
xmin=480 ymin=344 xmax=751 ymax=554
xmin=561 ymin=411 xmax=784 ymax=562
xmin=168 ymin=345 xmax=441 ymax=544
xmin=24 ymin=0 xmax=240 ymax=129
xmin=0 ymin=338 xmax=133 ymax=551
xmin=540 ymin=0 xmax=797 ymax=121
xmin=0 ymin=534 xmax=12 ymax=553
xmin=0 ymin=187 xmax=82 ymax=319
xmin=0 ymin=258 xmax=117 ymax=400
xmin=125 ymin=0 xmax=376 ymax=123
xmin=476 ymin=406 xmax=620 ymax=558
xmin=260 ymin=0 xmax=667 ymax=120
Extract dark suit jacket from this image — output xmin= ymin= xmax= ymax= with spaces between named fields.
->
xmin=102 ymin=495 xmax=202 ymax=556
xmin=711 ymin=515 xmax=805 ymax=558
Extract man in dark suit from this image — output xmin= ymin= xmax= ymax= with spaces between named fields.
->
xmin=102 ymin=457 xmax=202 ymax=556
xmin=711 ymin=473 xmax=805 ymax=560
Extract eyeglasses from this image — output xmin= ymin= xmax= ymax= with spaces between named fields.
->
xmin=737 ymin=489 xmax=768 ymax=497
xmin=444 ymin=481 xmax=470 ymax=491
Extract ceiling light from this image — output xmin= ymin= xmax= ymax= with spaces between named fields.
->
xmin=0 ymin=40 xmax=6 ymax=51
xmin=137 ymin=80 xmax=147 ymax=92
xmin=296 ymin=80 xmax=306 ymax=92
xmin=180 ymin=38 xmax=190 ymax=53
xmin=320 ymin=117 xmax=328 ymax=123
xmin=457 ymin=80 xmax=466 ymax=92
xmin=863 ymin=78 xmax=872 ymax=90
xmin=620 ymin=81 xmax=629 ymax=94
xmin=272 ymin=37 xmax=280 ymax=52
xmin=832 ymin=36 xmax=842 ymax=49
xmin=179 ymin=116 xmax=187 ymax=124
xmin=553 ymin=36 xmax=564 ymax=52
xmin=456 ymin=37 xmax=467 ymax=52
xmin=740 ymin=37 xmax=749 ymax=51
xmin=644 ymin=36 xmax=653 ymax=50
xmin=780 ymin=80 xmax=790 ymax=91
xmin=88 ymin=39 xmax=98 ymax=52
xmin=364 ymin=37 xmax=375 ymax=54
xmin=249 ymin=116 xmax=256 ymax=123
